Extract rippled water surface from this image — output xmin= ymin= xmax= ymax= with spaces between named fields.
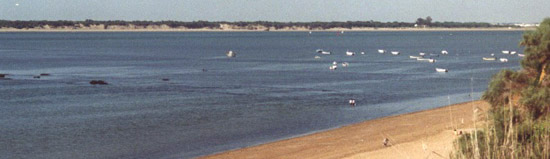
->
xmin=0 ymin=31 xmax=523 ymax=158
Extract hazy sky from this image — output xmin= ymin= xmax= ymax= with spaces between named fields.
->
xmin=1 ymin=0 xmax=548 ymax=23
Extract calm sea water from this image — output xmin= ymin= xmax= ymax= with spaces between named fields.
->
xmin=0 ymin=31 xmax=523 ymax=159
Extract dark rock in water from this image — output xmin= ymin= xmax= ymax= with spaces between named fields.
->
xmin=162 ymin=78 xmax=170 ymax=81
xmin=90 ymin=80 xmax=108 ymax=85
xmin=33 ymin=76 xmax=41 ymax=79
xmin=0 ymin=74 xmax=6 ymax=78
xmin=40 ymin=73 xmax=50 ymax=76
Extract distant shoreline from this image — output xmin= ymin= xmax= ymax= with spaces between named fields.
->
xmin=0 ymin=27 xmax=534 ymax=32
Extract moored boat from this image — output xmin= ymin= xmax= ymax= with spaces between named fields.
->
xmin=502 ymin=50 xmax=510 ymax=54
xmin=341 ymin=62 xmax=349 ymax=67
xmin=346 ymin=50 xmax=355 ymax=56
xmin=436 ymin=68 xmax=448 ymax=72
xmin=518 ymin=54 xmax=525 ymax=57
xmin=419 ymin=52 xmax=426 ymax=56
xmin=410 ymin=55 xmax=422 ymax=59
xmin=316 ymin=49 xmax=331 ymax=55
xmin=226 ymin=50 xmax=236 ymax=57
xmin=378 ymin=49 xmax=386 ymax=53
xmin=441 ymin=50 xmax=449 ymax=54
xmin=499 ymin=58 xmax=508 ymax=62
xmin=391 ymin=51 xmax=400 ymax=55
xmin=483 ymin=57 xmax=496 ymax=61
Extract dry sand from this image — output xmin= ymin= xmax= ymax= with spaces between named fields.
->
xmin=200 ymin=100 xmax=490 ymax=159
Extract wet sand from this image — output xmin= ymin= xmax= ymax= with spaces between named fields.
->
xmin=200 ymin=100 xmax=490 ymax=159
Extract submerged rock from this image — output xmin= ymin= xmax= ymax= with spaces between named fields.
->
xmin=90 ymin=80 xmax=108 ymax=85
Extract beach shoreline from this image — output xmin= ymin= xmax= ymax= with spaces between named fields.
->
xmin=199 ymin=100 xmax=490 ymax=159
xmin=0 ymin=27 xmax=533 ymax=32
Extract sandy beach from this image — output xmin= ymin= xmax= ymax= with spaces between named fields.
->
xmin=200 ymin=100 xmax=490 ymax=159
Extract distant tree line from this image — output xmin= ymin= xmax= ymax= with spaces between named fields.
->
xmin=0 ymin=19 xmax=516 ymax=30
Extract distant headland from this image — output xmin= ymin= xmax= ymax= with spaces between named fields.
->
xmin=0 ymin=18 xmax=537 ymax=32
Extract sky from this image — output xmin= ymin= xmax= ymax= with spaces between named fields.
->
xmin=1 ymin=0 xmax=548 ymax=23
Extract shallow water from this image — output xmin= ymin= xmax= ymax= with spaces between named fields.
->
xmin=0 ymin=31 xmax=522 ymax=158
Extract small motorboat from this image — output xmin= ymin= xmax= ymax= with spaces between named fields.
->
xmin=419 ymin=52 xmax=426 ymax=56
xmin=341 ymin=62 xmax=349 ymax=67
xmin=226 ymin=50 xmax=236 ymax=57
xmin=441 ymin=50 xmax=449 ymax=54
xmin=391 ymin=51 xmax=400 ymax=55
xmin=329 ymin=65 xmax=338 ymax=70
xmin=346 ymin=50 xmax=355 ymax=56
xmin=314 ymin=56 xmax=321 ymax=59
xmin=483 ymin=57 xmax=496 ymax=61
xmin=510 ymin=51 xmax=517 ymax=55
xmin=378 ymin=49 xmax=386 ymax=53
xmin=499 ymin=58 xmax=508 ymax=62
xmin=410 ymin=55 xmax=422 ymax=59
xmin=518 ymin=54 xmax=525 ymax=57
xmin=417 ymin=58 xmax=436 ymax=63
xmin=436 ymin=68 xmax=448 ymax=72
xmin=361 ymin=52 xmax=365 ymax=55
xmin=316 ymin=49 xmax=331 ymax=55
xmin=333 ymin=61 xmax=338 ymax=65
xmin=502 ymin=50 xmax=510 ymax=54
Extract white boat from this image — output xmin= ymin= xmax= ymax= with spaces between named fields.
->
xmin=499 ymin=58 xmax=508 ymax=62
xmin=511 ymin=51 xmax=517 ymax=55
xmin=314 ymin=56 xmax=321 ymax=59
xmin=483 ymin=57 xmax=496 ymax=61
xmin=391 ymin=51 xmax=400 ymax=55
xmin=441 ymin=50 xmax=449 ymax=54
xmin=346 ymin=50 xmax=355 ymax=56
xmin=329 ymin=65 xmax=338 ymax=70
xmin=316 ymin=49 xmax=331 ymax=55
xmin=361 ymin=52 xmax=365 ymax=55
xmin=518 ymin=54 xmax=525 ymax=57
xmin=436 ymin=68 xmax=448 ymax=72
xmin=502 ymin=50 xmax=510 ymax=54
xmin=226 ymin=50 xmax=236 ymax=57
xmin=333 ymin=61 xmax=338 ymax=65
xmin=410 ymin=55 xmax=422 ymax=59
xmin=378 ymin=49 xmax=386 ymax=53
xmin=491 ymin=53 xmax=495 ymax=57
xmin=419 ymin=52 xmax=426 ymax=56
xmin=341 ymin=62 xmax=349 ymax=67
xmin=417 ymin=58 xmax=436 ymax=63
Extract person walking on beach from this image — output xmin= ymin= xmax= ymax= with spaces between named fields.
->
xmin=383 ymin=138 xmax=390 ymax=147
